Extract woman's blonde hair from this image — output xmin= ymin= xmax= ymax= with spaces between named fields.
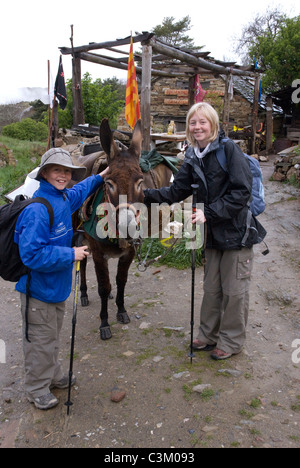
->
xmin=186 ymin=102 xmax=219 ymax=146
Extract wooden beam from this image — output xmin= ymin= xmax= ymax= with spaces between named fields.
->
xmin=72 ymin=56 xmax=85 ymax=125
xmin=266 ymin=95 xmax=273 ymax=155
xmin=222 ymin=75 xmax=230 ymax=136
xmin=188 ymin=76 xmax=195 ymax=107
xmin=141 ymin=44 xmax=152 ymax=151
xmin=78 ymin=52 xmax=129 ymax=72
xmin=78 ymin=51 xmax=187 ymax=78
xmin=251 ymin=75 xmax=261 ymax=154
xmin=60 ymin=33 xmax=153 ymax=55
xmin=148 ymin=37 xmax=258 ymax=78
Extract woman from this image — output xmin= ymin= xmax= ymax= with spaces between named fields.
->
xmin=144 ymin=102 xmax=266 ymax=360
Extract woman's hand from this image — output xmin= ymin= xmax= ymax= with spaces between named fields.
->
xmin=191 ymin=209 xmax=206 ymax=224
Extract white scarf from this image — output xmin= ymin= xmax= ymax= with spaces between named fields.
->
xmin=194 ymin=143 xmax=211 ymax=160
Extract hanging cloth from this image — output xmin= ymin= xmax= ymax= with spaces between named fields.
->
xmin=194 ymin=75 xmax=207 ymax=103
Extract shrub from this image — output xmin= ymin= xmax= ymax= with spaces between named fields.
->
xmin=2 ymin=118 xmax=48 ymax=141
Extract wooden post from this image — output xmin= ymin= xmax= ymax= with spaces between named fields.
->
xmin=141 ymin=43 xmax=152 ymax=151
xmin=266 ymin=95 xmax=273 ymax=155
xmin=72 ymin=56 xmax=85 ymax=125
xmin=189 ymin=77 xmax=195 ymax=107
xmin=222 ymin=75 xmax=230 ymax=137
xmin=251 ymin=75 xmax=260 ymax=154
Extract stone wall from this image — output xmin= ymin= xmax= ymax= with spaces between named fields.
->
xmin=150 ymin=74 xmax=254 ymax=133
xmin=117 ymin=74 xmax=256 ymax=134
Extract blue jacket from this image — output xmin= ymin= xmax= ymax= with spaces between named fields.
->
xmin=14 ymin=175 xmax=103 ymax=303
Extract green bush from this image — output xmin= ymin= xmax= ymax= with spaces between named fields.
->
xmin=0 ymin=136 xmax=46 ymax=204
xmin=2 ymin=118 xmax=48 ymax=141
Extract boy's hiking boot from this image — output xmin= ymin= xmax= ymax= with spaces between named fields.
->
xmin=28 ymin=393 xmax=59 ymax=410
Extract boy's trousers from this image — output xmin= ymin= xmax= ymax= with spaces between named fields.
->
xmin=20 ymin=294 xmax=66 ymax=398
xmin=197 ymin=247 xmax=254 ymax=354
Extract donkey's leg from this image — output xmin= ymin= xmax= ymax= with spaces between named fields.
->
xmin=116 ymin=248 xmax=135 ymax=324
xmin=93 ymin=256 xmax=113 ymax=340
xmin=80 ymin=256 xmax=89 ymax=307
xmin=88 ymin=237 xmax=113 ymax=340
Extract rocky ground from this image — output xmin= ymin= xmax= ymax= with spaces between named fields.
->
xmin=0 ymin=154 xmax=299 ymax=449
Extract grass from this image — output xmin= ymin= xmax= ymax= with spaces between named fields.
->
xmin=140 ymin=237 xmax=204 ymax=270
xmin=291 ymin=395 xmax=300 ymax=412
xmin=0 ymin=135 xmax=46 ymax=204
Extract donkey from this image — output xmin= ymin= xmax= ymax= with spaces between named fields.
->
xmin=78 ymin=119 xmax=172 ymax=340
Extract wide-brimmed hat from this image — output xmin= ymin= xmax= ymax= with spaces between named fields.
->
xmin=29 ymin=148 xmax=86 ymax=182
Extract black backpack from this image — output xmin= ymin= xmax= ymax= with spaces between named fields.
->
xmin=0 ymin=195 xmax=54 ymax=282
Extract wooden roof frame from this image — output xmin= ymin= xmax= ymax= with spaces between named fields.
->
xmin=59 ymin=32 xmax=262 ymax=152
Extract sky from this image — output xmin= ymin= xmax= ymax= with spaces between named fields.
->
xmin=0 ymin=0 xmax=298 ymax=104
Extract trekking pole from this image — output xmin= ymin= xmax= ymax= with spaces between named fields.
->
xmin=189 ymin=184 xmax=199 ymax=365
xmin=65 ymin=230 xmax=84 ymax=415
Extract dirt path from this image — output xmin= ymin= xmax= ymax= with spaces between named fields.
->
xmin=0 ymin=154 xmax=299 ymax=449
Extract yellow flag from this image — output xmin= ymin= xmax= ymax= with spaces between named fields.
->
xmin=125 ymin=35 xmax=141 ymax=129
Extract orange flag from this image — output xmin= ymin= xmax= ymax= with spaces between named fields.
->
xmin=125 ymin=35 xmax=141 ymax=129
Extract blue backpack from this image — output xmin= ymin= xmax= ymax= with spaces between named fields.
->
xmin=216 ymin=139 xmax=265 ymax=216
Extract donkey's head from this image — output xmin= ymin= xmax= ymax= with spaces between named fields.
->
xmin=100 ymin=119 xmax=144 ymax=241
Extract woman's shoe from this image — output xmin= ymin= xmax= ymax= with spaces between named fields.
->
xmin=210 ymin=348 xmax=232 ymax=360
xmin=192 ymin=339 xmax=216 ymax=352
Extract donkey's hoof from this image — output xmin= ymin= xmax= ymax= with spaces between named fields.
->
xmin=81 ymin=296 xmax=89 ymax=307
xmin=117 ymin=312 xmax=131 ymax=324
xmin=100 ymin=326 xmax=112 ymax=341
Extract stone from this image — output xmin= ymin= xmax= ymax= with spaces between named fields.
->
xmin=218 ymin=369 xmax=243 ymax=377
xmin=193 ymin=384 xmax=212 ymax=393
xmin=110 ymin=388 xmax=126 ymax=403
xmin=201 ymin=425 xmax=218 ymax=433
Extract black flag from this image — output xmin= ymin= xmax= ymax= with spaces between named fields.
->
xmin=54 ymin=56 xmax=67 ymax=110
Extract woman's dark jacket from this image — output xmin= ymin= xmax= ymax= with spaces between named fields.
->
xmin=144 ymin=133 xmax=266 ymax=251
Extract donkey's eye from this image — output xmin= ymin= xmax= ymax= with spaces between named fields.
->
xmin=137 ymin=180 xmax=144 ymax=190
xmin=106 ymin=181 xmax=115 ymax=191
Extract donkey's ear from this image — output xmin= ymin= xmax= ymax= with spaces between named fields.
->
xmin=100 ymin=119 xmax=119 ymax=162
xmin=129 ymin=120 xmax=143 ymax=158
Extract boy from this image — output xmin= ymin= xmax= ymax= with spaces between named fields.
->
xmin=15 ymin=148 xmax=108 ymax=410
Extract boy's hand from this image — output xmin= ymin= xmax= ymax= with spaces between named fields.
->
xmin=100 ymin=167 xmax=110 ymax=179
xmin=74 ymin=246 xmax=89 ymax=262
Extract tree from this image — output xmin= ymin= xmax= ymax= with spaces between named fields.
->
xmin=152 ymin=16 xmax=200 ymax=50
xmin=234 ymin=7 xmax=286 ymax=64
xmin=57 ymin=73 xmax=124 ymax=129
xmin=30 ymin=100 xmax=48 ymax=122
xmin=235 ymin=9 xmax=300 ymax=93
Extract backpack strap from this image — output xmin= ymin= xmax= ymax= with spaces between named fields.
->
xmin=28 ymin=197 xmax=55 ymax=229
xmin=21 ymin=197 xmax=54 ymax=342
xmin=215 ymin=138 xmax=229 ymax=173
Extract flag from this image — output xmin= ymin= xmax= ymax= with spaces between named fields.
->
xmin=54 ymin=55 xmax=67 ymax=110
xmin=194 ymin=75 xmax=207 ymax=103
xmin=125 ymin=35 xmax=141 ymax=129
